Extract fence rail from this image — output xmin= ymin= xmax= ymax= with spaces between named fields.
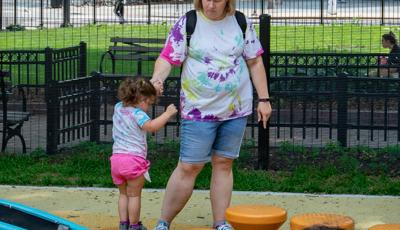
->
xmin=0 ymin=42 xmax=87 ymax=154
xmin=0 ymin=0 xmax=399 ymax=29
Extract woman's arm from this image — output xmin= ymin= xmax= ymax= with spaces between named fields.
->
xmin=246 ymin=56 xmax=272 ymax=129
xmin=150 ymin=57 xmax=173 ymax=95
xmin=151 ymin=57 xmax=173 ymax=84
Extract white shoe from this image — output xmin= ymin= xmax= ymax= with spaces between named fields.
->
xmin=153 ymin=222 xmax=169 ymax=230
xmin=215 ymin=223 xmax=233 ymax=230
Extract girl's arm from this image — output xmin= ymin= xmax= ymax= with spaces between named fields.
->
xmin=141 ymin=104 xmax=177 ymax=133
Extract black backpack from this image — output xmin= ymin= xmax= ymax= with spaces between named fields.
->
xmin=185 ymin=10 xmax=247 ymax=47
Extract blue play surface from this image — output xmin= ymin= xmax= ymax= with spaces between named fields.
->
xmin=0 ymin=199 xmax=88 ymax=230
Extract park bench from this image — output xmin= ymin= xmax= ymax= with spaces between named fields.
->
xmin=0 ymin=70 xmax=31 ymax=153
xmin=99 ymin=37 xmax=165 ymax=74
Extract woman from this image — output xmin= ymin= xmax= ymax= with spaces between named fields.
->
xmin=150 ymin=0 xmax=272 ymax=229
xmin=380 ymin=31 xmax=400 ymax=77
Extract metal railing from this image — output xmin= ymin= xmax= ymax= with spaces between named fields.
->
xmin=1 ymin=0 xmax=399 ymax=30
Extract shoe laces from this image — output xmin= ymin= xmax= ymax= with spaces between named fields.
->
xmin=215 ymin=223 xmax=232 ymax=230
xmin=153 ymin=222 xmax=169 ymax=230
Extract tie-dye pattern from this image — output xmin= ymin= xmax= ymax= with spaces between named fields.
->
xmin=160 ymin=11 xmax=264 ymax=121
xmin=112 ymin=102 xmax=150 ymax=158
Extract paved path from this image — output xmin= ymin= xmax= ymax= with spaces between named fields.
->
xmin=0 ymin=185 xmax=399 ymax=229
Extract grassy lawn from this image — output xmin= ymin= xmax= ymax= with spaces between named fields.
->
xmin=0 ymin=24 xmax=398 ymax=76
xmin=0 ymin=141 xmax=399 ymax=195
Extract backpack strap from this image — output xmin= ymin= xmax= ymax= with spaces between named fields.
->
xmin=234 ymin=11 xmax=247 ymax=40
xmin=185 ymin=10 xmax=197 ymax=47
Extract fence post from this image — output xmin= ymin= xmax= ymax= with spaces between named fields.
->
xmin=381 ymin=0 xmax=385 ymax=25
xmin=0 ymin=0 xmax=3 ymax=30
xmin=260 ymin=0 xmax=264 ymax=15
xmin=320 ymin=0 xmax=324 ymax=24
xmin=79 ymin=42 xmax=87 ymax=77
xmin=45 ymin=47 xmax=58 ymax=154
xmin=147 ymin=0 xmax=151 ymax=24
xmin=93 ymin=0 xmax=97 ymax=24
xmin=336 ymin=73 xmax=348 ymax=147
xmin=13 ymin=0 xmax=17 ymax=26
xmin=62 ymin=0 xmax=71 ymax=27
xmin=258 ymin=14 xmax=271 ymax=170
xmin=90 ymin=72 xmax=101 ymax=142
xmin=40 ymin=0 xmax=44 ymax=27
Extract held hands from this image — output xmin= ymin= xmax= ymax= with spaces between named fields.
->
xmin=257 ymin=101 xmax=272 ymax=129
xmin=150 ymin=79 xmax=164 ymax=96
xmin=165 ymin=104 xmax=178 ymax=117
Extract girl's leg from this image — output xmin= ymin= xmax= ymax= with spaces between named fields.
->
xmin=117 ymin=182 xmax=129 ymax=223
xmin=127 ymin=175 xmax=145 ymax=225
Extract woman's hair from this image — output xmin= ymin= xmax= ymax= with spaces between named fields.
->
xmin=117 ymin=77 xmax=157 ymax=107
xmin=194 ymin=0 xmax=236 ymax=16
xmin=382 ymin=31 xmax=398 ymax=45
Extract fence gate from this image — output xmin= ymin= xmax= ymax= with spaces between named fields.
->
xmin=46 ymin=76 xmax=98 ymax=153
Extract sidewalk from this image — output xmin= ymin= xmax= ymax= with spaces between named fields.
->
xmin=0 ymin=185 xmax=399 ymax=230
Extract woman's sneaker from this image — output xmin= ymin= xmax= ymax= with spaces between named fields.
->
xmin=153 ymin=221 xmax=169 ymax=230
xmin=215 ymin=222 xmax=233 ymax=230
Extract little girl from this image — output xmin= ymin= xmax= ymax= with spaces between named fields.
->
xmin=110 ymin=77 xmax=177 ymax=230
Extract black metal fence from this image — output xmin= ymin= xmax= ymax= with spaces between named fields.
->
xmin=0 ymin=42 xmax=86 ymax=153
xmin=1 ymin=0 xmax=399 ymax=29
xmin=0 ymin=0 xmax=399 ymax=76
xmin=2 ymin=14 xmax=400 ymax=169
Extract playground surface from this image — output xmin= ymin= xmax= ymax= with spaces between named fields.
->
xmin=0 ymin=185 xmax=399 ymax=230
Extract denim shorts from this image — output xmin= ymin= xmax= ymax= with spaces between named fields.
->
xmin=179 ymin=117 xmax=248 ymax=164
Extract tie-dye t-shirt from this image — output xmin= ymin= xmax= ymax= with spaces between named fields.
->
xmin=112 ymin=102 xmax=150 ymax=158
xmin=160 ymin=11 xmax=264 ymax=121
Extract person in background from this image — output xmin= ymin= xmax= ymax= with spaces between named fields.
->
xmin=382 ymin=32 xmax=400 ymax=74
xmin=378 ymin=31 xmax=400 ymax=77
xmin=114 ymin=0 xmax=126 ymax=24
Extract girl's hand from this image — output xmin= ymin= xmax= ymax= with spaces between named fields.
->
xmin=166 ymin=104 xmax=178 ymax=117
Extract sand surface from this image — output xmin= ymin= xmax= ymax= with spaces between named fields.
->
xmin=0 ymin=185 xmax=399 ymax=229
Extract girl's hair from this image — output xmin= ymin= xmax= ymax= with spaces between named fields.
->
xmin=194 ymin=0 xmax=236 ymax=16
xmin=117 ymin=77 xmax=157 ymax=107
xmin=382 ymin=31 xmax=398 ymax=45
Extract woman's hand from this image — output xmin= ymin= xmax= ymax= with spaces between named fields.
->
xmin=257 ymin=101 xmax=272 ymax=129
xmin=150 ymin=79 xmax=164 ymax=96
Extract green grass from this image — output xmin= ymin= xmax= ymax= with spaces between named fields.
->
xmin=0 ymin=24 xmax=399 ymax=76
xmin=0 ymin=141 xmax=399 ymax=195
